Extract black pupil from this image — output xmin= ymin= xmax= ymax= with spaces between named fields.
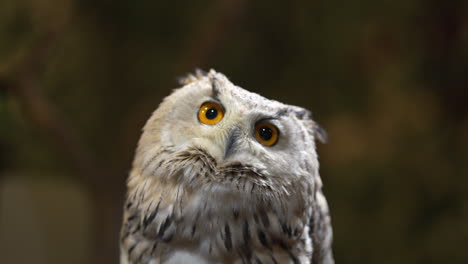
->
xmin=205 ymin=108 xmax=218 ymax=120
xmin=259 ymin=126 xmax=273 ymax=141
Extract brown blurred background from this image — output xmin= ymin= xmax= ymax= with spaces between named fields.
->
xmin=0 ymin=0 xmax=467 ymax=263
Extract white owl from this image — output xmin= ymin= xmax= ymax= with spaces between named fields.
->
xmin=120 ymin=70 xmax=334 ymax=264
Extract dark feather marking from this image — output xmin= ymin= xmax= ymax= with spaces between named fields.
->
xmin=309 ymin=214 xmax=315 ymax=239
xmin=158 ymin=217 xmax=172 ymax=237
xmin=294 ymin=227 xmax=300 ymax=237
xmin=175 ymin=185 xmax=180 ymax=209
xmin=131 ymin=223 xmax=141 ymax=235
xmin=191 ymin=224 xmax=197 ymax=238
xmin=126 ymin=201 xmax=133 ymax=209
xmin=261 ymin=213 xmax=270 ymax=228
xmin=275 ymin=108 xmax=289 ymax=117
xmin=138 ymin=180 xmax=149 ymax=204
xmin=156 ymin=159 xmax=165 ymax=168
xmin=128 ymin=243 xmax=136 ymax=255
xmin=127 ymin=214 xmax=137 ymax=222
xmin=278 ymin=239 xmax=288 ymax=250
xmin=143 ymin=200 xmax=160 ymax=230
xmin=300 ymin=238 xmax=306 ymax=245
xmin=176 ymin=185 xmax=185 ymax=216
xmin=293 ymin=108 xmax=311 ymax=120
xmin=257 ymin=230 xmax=270 ymax=249
xmin=141 ymin=154 xmax=158 ymax=173
xmin=224 ymin=223 xmax=233 ymax=250
xmin=281 ymin=223 xmax=292 ymax=237
xmin=150 ymin=242 xmax=158 ymax=255
xmin=129 ymin=192 xmax=137 ymax=206
xmin=243 ymin=220 xmax=250 ymax=244
xmin=269 ymin=254 xmax=279 ymax=264
xmin=240 ymin=219 xmax=252 ymax=263
xmin=233 ymin=209 xmax=239 ymax=220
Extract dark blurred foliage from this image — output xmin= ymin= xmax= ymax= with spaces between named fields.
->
xmin=0 ymin=0 xmax=467 ymax=263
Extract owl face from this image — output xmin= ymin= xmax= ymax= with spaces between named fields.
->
xmin=136 ymin=70 xmax=323 ymax=200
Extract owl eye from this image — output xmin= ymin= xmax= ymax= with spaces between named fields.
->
xmin=254 ymin=122 xmax=279 ymax=146
xmin=198 ymin=102 xmax=224 ymax=125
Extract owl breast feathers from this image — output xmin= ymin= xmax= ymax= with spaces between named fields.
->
xmin=120 ymin=70 xmax=334 ymax=264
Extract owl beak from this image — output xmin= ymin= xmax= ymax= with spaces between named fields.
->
xmin=223 ymin=126 xmax=241 ymax=160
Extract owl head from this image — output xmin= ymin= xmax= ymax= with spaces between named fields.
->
xmin=132 ymin=70 xmax=326 ymax=207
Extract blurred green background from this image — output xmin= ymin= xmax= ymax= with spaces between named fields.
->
xmin=0 ymin=0 xmax=467 ymax=263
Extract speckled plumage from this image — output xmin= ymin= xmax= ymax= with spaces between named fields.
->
xmin=120 ymin=70 xmax=334 ymax=264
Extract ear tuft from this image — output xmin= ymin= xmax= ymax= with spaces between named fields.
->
xmin=292 ymin=107 xmax=328 ymax=144
xmin=177 ymin=68 xmax=208 ymax=85
xmin=313 ymin=122 xmax=328 ymax=144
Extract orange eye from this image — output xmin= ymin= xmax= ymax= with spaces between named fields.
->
xmin=254 ymin=122 xmax=279 ymax=146
xmin=198 ymin=102 xmax=224 ymax=125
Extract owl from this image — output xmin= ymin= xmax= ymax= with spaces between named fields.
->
xmin=120 ymin=69 xmax=334 ymax=264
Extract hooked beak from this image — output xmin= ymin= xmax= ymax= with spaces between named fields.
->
xmin=223 ymin=126 xmax=241 ymax=160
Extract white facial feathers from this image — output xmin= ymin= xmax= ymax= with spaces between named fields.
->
xmin=138 ymin=70 xmax=322 ymax=176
